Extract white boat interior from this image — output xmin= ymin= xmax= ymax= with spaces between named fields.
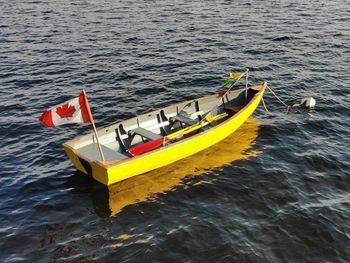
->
xmin=70 ymin=87 xmax=260 ymax=162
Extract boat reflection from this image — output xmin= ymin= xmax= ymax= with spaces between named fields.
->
xmin=105 ymin=117 xmax=262 ymax=216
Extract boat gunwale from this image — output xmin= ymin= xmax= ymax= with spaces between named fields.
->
xmin=95 ymin=82 xmax=267 ymax=169
xmin=63 ymin=86 xmax=241 ymax=150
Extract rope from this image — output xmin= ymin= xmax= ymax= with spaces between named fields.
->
xmin=262 ymin=97 xmax=271 ymax=114
xmin=262 ymin=84 xmax=293 ymax=114
xmin=266 ymin=85 xmax=289 ymax=108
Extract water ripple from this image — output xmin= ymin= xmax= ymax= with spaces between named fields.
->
xmin=1 ymin=0 xmax=350 ymax=262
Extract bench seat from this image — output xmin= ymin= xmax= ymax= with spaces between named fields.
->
xmin=77 ymin=144 xmax=128 ymax=161
xmin=129 ymin=127 xmax=162 ymax=141
xmin=170 ymin=114 xmax=197 ymax=126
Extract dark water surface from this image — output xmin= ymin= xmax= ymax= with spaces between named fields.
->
xmin=1 ymin=0 xmax=349 ymax=262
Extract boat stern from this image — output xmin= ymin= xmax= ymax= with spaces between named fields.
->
xmin=63 ymin=141 xmax=112 ymax=185
xmin=63 ymin=141 xmax=88 ymax=174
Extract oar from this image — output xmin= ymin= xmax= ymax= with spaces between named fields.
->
xmin=128 ymin=112 xmax=228 ymax=156
xmin=167 ymin=112 xmax=227 ymax=139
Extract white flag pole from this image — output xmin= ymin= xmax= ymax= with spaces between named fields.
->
xmin=82 ymin=90 xmax=105 ymax=161
xmin=245 ymin=68 xmax=249 ymax=103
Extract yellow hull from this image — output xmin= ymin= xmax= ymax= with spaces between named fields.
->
xmin=107 ymin=117 xmax=261 ymax=216
xmin=64 ymin=83 xmax=266 ymax=185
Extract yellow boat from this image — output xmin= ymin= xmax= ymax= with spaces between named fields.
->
xmin=63 ymin=81 xmax=267 ymax=185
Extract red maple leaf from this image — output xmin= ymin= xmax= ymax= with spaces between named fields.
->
xmin=56 ymin=103 xmax=76 ymax=118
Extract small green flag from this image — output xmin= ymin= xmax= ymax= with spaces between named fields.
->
xmin=223 ymin=72 xmax=245 ymax=89
xmin=223 ymin=79 xmax=236 ymax=88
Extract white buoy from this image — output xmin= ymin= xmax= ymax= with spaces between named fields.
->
xmin=300 ymin=97 xmax=316 ymax=108
xmin=291 ymin=97 xmax=316 ymax=110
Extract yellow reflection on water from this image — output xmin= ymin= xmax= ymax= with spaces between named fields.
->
xmin=108 ymin=117 xmax=261 ymax=216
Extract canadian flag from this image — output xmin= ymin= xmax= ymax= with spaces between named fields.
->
xmin=39 ymin=91 xmax=92 ymax=127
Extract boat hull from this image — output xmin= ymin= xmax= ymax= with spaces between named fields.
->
xmin=64 ymin=83 xmax=266 ymax=185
